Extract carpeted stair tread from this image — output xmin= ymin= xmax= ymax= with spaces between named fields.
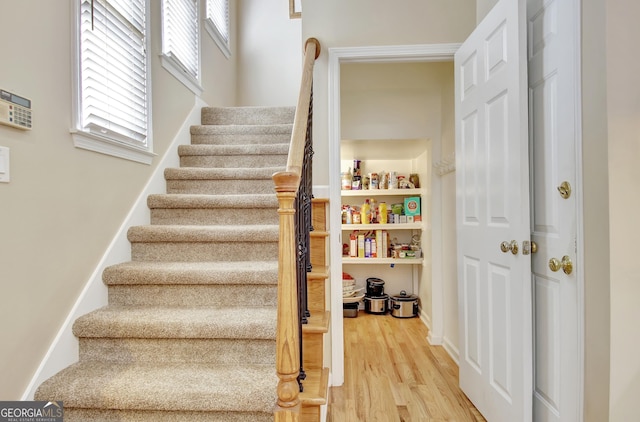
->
xmin=147 ymin=193 xmax=278 ymax=209
xmin=73 ymin=306 xmax=276 ymax=339
xmin=56 ymin=409 xmax=273 ymax=422
xmin=35 ymin=361 xmax=277 ymax=413
xmin=103 ymin=261 xmax=278 ymax=285
xmin=57 ymin=409 xmax=273 ymax=422
xmin=201 ymin=106 xmax=295 ymax=125
xmin=164 ymin=167 xmax=283 ymax=180
xmin=78 ymin=336 xmax=276 ymax=366
xmin=178 ymin=143 xmax=289 ymax=156
xmin=127 ymin=224 xmax=279 ymax=243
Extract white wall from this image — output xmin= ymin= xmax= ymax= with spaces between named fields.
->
xmin=0 ymin=0 xmax=237 ymax=399
xmin=236 ymin=0 xmax=302 ymax=106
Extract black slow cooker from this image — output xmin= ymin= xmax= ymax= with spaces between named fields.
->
xmin=366 ymin=277 xmax=385 ymax=297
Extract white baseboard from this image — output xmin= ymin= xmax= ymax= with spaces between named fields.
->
xmin=427 ymin=333 xmax=444 ymax=345
xmin=21 ymin=98 xmax=208 ymax=400
xmin=442 ymin=336 xmax=460 ymax=365
xmin=420 ymin=309 xmax=444 ymax=345
xmin=419 ymin=308 xmax=457 ymax=365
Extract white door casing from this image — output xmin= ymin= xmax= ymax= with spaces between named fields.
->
xmin=528 ymin=0 xmax=582 ymax=420
xmin=327 ymin=43 xmax=460 ymax=387
xmin=455 ymin=0 xmax=532 ymax=420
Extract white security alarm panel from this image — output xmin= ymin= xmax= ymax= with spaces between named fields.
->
xmin=0 ymin=89 xmax=32 ymax=130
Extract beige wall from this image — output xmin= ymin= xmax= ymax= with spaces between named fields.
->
xmin=236 ymin=0 xmax=302 ymax=106
xmin=438 ymin=68 xmax=458 ymax=354
xmin=201 ymin=1 xmax=239 ymax=106
xmin=581 ymin=0 xmax=612 ymax=420
xmin=340 ymin=62 xmax=450 ymax=141
xmin=0 ymin=0 xmax=237 ymax=399
xmin=301 ymin=0 xmax=476 ymax=187
xmin=606 ymin=1 xmax=640 ymax=420
xmin=476 ymin=0 xmax=499 ymax=23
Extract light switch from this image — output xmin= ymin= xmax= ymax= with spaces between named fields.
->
xmin=0 ymin=146 xmax=10 ymax=183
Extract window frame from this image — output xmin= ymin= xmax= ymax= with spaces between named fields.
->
xmin=205 ymin=0 xmax=230 ymax=58
xmin=160 ymin=0 xmax=203 ymax=95
xmin=71 ymin=0 xmax=155 ymax=165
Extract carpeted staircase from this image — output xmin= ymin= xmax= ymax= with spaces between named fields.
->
xmin=35 ymin=106 xmax=297 ymax=421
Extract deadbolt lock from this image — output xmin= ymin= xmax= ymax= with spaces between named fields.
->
xmin=522 ymin=240 xmax=538 ymax=255
xmin=557 ymin=181 xmax=572 ymax=199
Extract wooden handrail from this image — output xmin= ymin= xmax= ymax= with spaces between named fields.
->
xmin=285 ymin=37 xmax=320 ymax=177
xmin=272 ymin=37 xmax=321 ymax=422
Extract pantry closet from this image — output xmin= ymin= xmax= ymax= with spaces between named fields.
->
xmin=335 ymin=60 xmax=457 ymax=353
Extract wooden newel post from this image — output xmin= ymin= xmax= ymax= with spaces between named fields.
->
xmin=273 ymin=170 xmax=301 ymax=422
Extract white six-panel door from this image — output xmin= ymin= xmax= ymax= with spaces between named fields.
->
xmin=455 ymin=0 xmax=532 ymax=420
xmin=528 ymin=0 xmax=581 ymax=420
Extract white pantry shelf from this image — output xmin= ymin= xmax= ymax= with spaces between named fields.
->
xmin=342 ymin=257 xmax=423 ymax=265
xmin=341 ymin=188 xmax=423 ymax=197
xmin=342 ymin=223 xmax=422 ymax=230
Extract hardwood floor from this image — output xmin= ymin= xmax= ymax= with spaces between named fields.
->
xmin=326 ymin=312 xmax=485 ymax=422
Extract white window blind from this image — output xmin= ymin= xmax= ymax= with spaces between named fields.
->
xmin=79 ymin=0 xmax=149 ymax=146
xmin=206 ymin=0 xmax=230 ymax=58
xmin=162 ymin=0 xmax=199 ymax=79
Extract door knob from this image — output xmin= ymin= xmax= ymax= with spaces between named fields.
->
xmin=549 ymin=255 xmax=573 ymax=275
xmin=500 ymin=240 xmax=519 ymax=255
xmin=557 ymin=181 xmax=572 ymax=199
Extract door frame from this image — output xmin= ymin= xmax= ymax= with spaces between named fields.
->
xmin=569 ymin=0 xmax=586 ymax=418
xmin=328 ymin=43 xmax=460 ymax=386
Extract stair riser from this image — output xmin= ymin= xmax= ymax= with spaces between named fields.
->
xmin=166 ymin=180 xmax=276 ymax=195
xmin=60 ymin=408 xmax=273 ymax=422
xmin=190 ymin=133 xmax=291 ymax=145
xmin=202 ymin=106 xmax=295 ymax=125
xmin=180 ymin=155 xmax=287 ymax=168
xmin=108 ymin=285 xmax=277 ymax=307
xmin=150 ymin=208 xmax=279 ymax=226
xmin=131 ymin=242 xmax=278 ymax=262
xmin=79 ymin=338 xmax=276 ymax=365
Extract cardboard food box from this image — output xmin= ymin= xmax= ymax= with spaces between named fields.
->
xmin=404 ymin=197 xmax=421 ymax=218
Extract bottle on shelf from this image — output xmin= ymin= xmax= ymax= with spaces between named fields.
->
xmin=370 ymin=198 xmax=378 ymax=223
xmin=341 ymin=168 xmax=352 ymax=190
xmin=361 ymin=199 xmax=371 ymax=224
xmin=379 ymin=202 xmax=388 ymax=224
